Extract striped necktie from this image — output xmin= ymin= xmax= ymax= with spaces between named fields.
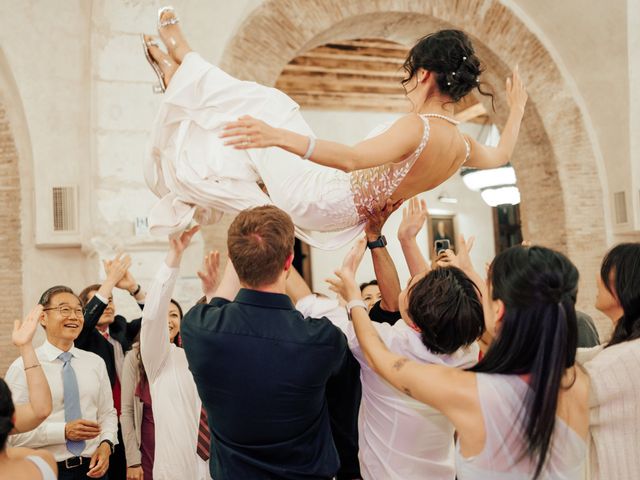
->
xmin=196 ymin=407 xmax=211 ymax=461
xmin=59 ymin=351 xmax=86 ymax=456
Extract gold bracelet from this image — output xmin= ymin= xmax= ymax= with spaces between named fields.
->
xmin=24 ymin=364 xmax=41 ymax=371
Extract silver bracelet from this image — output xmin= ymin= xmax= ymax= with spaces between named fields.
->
xmin=302 ymin=136 xmax=316 ymax=160
xmin=345 ymin=299 xmax=367 ymax=321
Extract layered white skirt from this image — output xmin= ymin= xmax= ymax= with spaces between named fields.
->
xmin=145 ymin=53 xmax=364 ymax=249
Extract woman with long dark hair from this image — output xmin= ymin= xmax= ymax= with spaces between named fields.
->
xmin=141 ymin=7 xmax=527 ymax=248
xmin=579 ymin=243 xmax=640 ymax=479
xmin=328 ymin=243 xmax=589 ymax=479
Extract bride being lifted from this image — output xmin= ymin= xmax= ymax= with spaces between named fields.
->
xmin=143 ymin=7 xmax=527 ymax=248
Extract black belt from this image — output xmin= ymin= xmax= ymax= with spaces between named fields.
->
xmin=57 ymin=456 xmax=90 ymax=470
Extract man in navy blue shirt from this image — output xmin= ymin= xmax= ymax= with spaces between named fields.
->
xmin=182 ymin=205 xmax=349 ymax=480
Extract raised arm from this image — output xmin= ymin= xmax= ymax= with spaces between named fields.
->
xmin=397 ymin=197 xmax=430 ymax=276
xmin=464 ymin=67 xmax=528 ymax=169
xmin=221 ymin=113 xmax=425 ymax=172
xmin=10 ymin=305 xmax=52 ymax=434
xmin=436 ymin=234 xmax=487 ymax=301
xmin=77 ymin=254 xmax=131 ymax=346
xmin=141 ymin=226 xmax=198 ymax=380
xmin=326 ymin=242 xmax=478 ymax=426
xmin=364 ymin=199 xmax=403 ymax=312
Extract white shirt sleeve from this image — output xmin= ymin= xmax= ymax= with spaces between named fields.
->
xmin=140 ymin=262 xmax=179 ymax=381
xmin=96 ymin=358 xmax=118 ymax=445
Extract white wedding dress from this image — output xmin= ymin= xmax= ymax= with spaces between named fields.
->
xmin=145 ymin=52 xmax=459 ymax=249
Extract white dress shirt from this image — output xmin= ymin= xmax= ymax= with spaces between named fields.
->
xmin=6 ymin=340 xmax=118 ymax=461
xmin=141 ymin=262 xmax=209 ymax=480
xmin=296 ymin=295 xmax=479 ymax=480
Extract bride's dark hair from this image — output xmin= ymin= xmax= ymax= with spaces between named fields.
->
xmin=0 ymin=378 xmax=15 ymax=451
xmin=402 ymin=29 xmax=494 ymax=106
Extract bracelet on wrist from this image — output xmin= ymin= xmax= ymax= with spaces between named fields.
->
xmin=24 ymin=364 xmax=41 ymax=371
xmin=129 ymin=284 xmax=141 ymax=296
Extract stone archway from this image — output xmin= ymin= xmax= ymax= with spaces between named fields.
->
xmin=0 ymin=48 xmax=26 ymax=373
xmin=213 ymin=0 xmax=608 ymax=325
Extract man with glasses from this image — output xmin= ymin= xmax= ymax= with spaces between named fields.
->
xmin=6 ymin=286 xmax=118 ymax=479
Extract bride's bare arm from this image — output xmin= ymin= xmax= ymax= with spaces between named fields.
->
xmin=464 ymin=67 xmax=528 ymax=169
xmin=221 ymin=113 xmax=425 ymax=172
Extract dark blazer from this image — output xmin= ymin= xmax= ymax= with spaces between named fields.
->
xmin=182 ymin=289 xmax=350 ymax=480
xmin=76 ymin=295 xmax=142 ymax=386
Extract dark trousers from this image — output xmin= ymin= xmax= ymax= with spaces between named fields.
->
xmin=57 ymin=458 xmax=107 ymax=480
xmin=107 ymin=423 xmax=127 ymax=480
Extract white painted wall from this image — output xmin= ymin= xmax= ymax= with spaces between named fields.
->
xmin=302 ymin=110 xmax=496 ymax=296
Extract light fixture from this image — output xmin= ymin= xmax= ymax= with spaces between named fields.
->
xmin=460 ymin=165 xmax=517 ymax=192
xmin=480 ymin=186 xmax=521 ymax=207
xmin=437 ymin=193 xmax=458 ymax=204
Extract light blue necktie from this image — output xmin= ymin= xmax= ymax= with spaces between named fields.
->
xmin=59 ymin=351 xmax=85 ymax=456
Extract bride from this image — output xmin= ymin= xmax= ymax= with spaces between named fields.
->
xmin=143 ymin=7 xmax=527 ymax=248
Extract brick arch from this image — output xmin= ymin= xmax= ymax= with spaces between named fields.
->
xmin=0 ymin=48 xmax=26 ymax=373
xmin=215 ymin=0 xmax=607 ymax=320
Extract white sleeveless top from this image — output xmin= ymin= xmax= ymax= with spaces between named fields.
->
xmin=455 ymin=374 xmax=586 ymax=480
xmin=26 ymin=455 xmax=57 ymax=480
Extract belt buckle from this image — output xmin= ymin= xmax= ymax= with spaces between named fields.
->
xmin=64 ymin=456 xmax=83 ymax=469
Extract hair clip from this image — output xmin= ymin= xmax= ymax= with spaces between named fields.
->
xmin=462 ymin=56 xmax=467 ymax=61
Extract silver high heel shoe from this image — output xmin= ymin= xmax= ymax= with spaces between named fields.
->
xmin=141 ymin=35 xmax=166 ymax=94
xmin=158 ymin=6 xmax=179 ymax=29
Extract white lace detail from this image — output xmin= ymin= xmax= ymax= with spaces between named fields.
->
xmin=348 ymin=115 xmax=431 ymax=220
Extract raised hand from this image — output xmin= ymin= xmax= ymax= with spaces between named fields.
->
xmin=326 ymin=237 xmax=367 ymax=302
xmin=197 ymin=250 xmax=221 ymax=299
xmin=103 ymin=253 xmax=132 ymax=286
xmin=12 ymin=305 xmax=43 ymax=348
xmin=364 ymin=199 xmax=403 ymax=241
xmin=436 ymin=235 xmax=475 ymax=273
xmin=166 ymin=225 xmax=200 ymax=268
xmin=116 ymin=268 xmax=139 ymax=294
xmin=398 ymin=197 xmax=428 ymax=242
xmin=506 ymin=65 xmax=528 ymax=114
xmin=221 ymin=115 xmax=281 ymax=150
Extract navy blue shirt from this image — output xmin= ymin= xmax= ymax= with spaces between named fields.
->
xmin=182 ymin=289 xmax=349 ymax=480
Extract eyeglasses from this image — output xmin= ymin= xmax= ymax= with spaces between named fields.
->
xmin=43 ymin=305 xmax=84 ymax=318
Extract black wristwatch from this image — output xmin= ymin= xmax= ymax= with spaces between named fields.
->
xmin=100 ymin=439 xmax=115 ymax=455
xmin=367 ymin=235 xmax=387 ymax=249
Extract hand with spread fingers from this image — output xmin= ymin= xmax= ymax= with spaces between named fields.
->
xmin=220 ymin=115 xmax=282 ymax=150
xmin=12 ymin=305 xmax=43 ymax=348
xmin=397 ymin=197 xmax=428 ymax=242
xmin=326 ymin=237 xmax=367 ymax=302
xmin=197 ymin=250 xmax=221 ymax=299
xmin=363 ymin=199 xmax=403 ymax=242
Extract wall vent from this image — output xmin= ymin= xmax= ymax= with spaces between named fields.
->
xmin=52 ymin=186 xmax=78 ymax=233
xmin=613 ymin=191 xmax=628 ymax=225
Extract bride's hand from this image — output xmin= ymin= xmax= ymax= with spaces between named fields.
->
xmin=221 ymin=115 xmax=282 ymax=150
xmin=506 ymin=65 xmax=527 ymax=114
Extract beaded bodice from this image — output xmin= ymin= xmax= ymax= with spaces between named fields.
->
xmin=350 ymin=114 xmax=462 ymax=219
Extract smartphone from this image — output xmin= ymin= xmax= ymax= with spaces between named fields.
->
xmin=434 ymin=239 xmax=451 ymax=255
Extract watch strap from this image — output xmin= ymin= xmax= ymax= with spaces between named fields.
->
xmin=367 ymin=235 xmax=387 ymax=249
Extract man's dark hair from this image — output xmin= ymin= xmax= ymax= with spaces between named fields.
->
xmin=407 ymin=266 xmax=483 ymax=355
xmin=38 ymin=285 xmax=77 ymax=308
xmin=79 ymin=284 xmax=102 ymax=307
xmin=359 ymin=279 xmax=378 ymax=292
